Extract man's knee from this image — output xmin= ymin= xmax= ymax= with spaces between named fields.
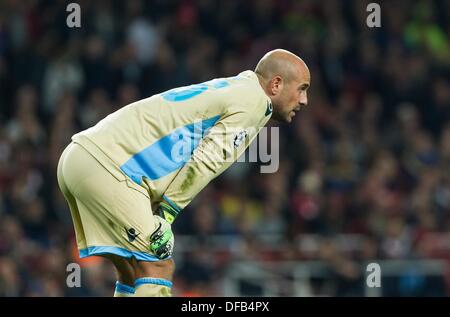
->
xmin=103 ymin=254 xmax=135 ymax=285
xmin=133 ymin=258 xmax=175 ymax=280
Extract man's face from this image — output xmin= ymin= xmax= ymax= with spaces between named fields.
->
xmin=271 ymin=69 xmax=310 ymax=123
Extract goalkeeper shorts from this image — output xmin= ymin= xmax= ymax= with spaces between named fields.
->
xmin=57 ymin=142 xmax=164 ymax=262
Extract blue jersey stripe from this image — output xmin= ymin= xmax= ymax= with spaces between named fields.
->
xmin=135 ymin=277 xmax=173 ymax=288
xmin=79 ymin=246 xmax=163 ymax=262
xmin=115 ymin=282 xmax=135 ymax=294
xmin=120 ymin=115 xmax=221 ymax=184
xmin=161 ymin=79 xmax=229 ymax=102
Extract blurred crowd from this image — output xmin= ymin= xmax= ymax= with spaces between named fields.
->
xmin=1 ymin=0 xmax=450 ymax=296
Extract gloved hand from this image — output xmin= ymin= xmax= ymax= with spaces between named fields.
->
xmin=155 ymin=201 xmax=180 ymax=225
xmin=149 ymin=215 xmax=174 ymax=259
xmin=149 ymin=201 xmax=180 ymax=259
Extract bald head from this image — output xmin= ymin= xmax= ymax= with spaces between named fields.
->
xmin=255 ymin=49 xmax=310 ymax=123
xmin=255 ymin=49 xmax=309 ymax=83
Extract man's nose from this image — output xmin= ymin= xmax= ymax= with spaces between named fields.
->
xmin=300 ymin=94 xmax=308 ymax=106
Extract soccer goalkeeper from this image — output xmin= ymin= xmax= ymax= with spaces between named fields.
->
xmin=57 ymin=49 xmax=310 ymax=297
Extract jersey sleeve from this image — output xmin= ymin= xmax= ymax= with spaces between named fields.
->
xmin=161 ymin=102 xmax=270 ymax=213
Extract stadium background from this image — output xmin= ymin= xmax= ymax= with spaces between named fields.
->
xmin=1 ymin=0 xmax=450 ymax=296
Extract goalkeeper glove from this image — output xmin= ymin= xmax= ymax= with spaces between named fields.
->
xmin=149 ymin=202 xmax=180 ymax=259
xmin=149 ymin=215 xmax=174 ymax=259
xmin=156 ymin=201 xmax=180 ymax=224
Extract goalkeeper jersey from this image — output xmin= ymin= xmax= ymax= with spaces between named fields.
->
xmin=72 ymin=70 xmax=272 ymax=213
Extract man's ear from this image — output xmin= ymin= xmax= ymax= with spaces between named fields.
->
xmin=270 ymin=76 xmax=283 ymax=95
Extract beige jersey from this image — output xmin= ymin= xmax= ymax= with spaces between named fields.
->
xmin=72 ymin=70 xmax=272 ymax=213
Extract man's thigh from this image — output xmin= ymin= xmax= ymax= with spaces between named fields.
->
xmin=60 ymin=143 xmax=162 ymax=262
